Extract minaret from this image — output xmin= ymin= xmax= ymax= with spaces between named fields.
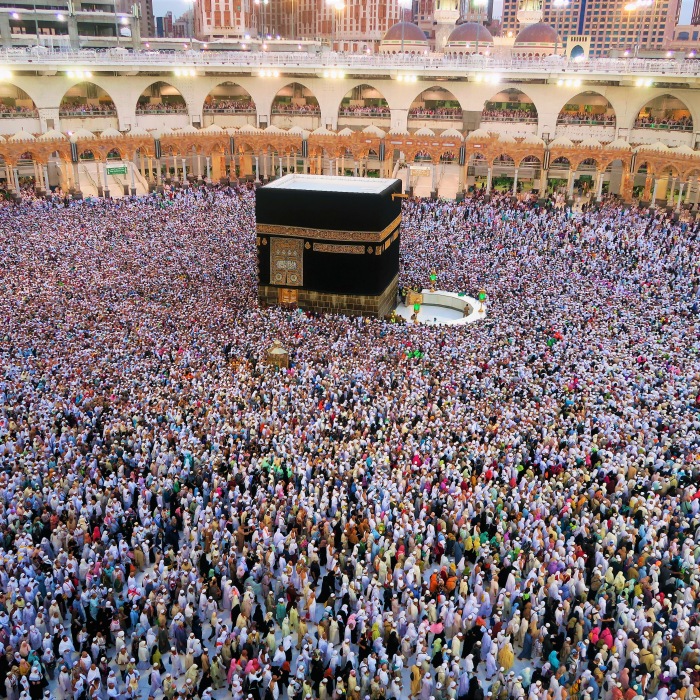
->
xmin=433 ymin=0 xmax=460 ymax=51
xmin=516 ymin=0 xmax=543 ymax=27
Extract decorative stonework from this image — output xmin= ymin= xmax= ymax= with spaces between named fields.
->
xmin=270 ymin=237 xmax=304 ymax=287
xmin=312 ymin=243 xmax=366 ymax=254
xmin=5 ymin=126 xmax=700 ymax=203
xmin=256 ymin=214 xmax=402 ymax=244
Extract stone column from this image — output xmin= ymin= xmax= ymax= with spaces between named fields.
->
xmin=73 ymin=162 xmax=81 ymax=195
xmin=539 ymin=169 xmax=548 ymax=195
xmin=103 ymin=162 xmax=110 ymax=198
xmin=129 ymin=161 xmax=137 ymax=195
xmin=341 ymin=155 xmax=345 ymax=175
xmin=255 ymin=156 xmax=260 ymax=182
xmin=206 ymin=157 xmax=211 ymax=181
xmin=486 ymin=167 xmax=493 ymax=194
xmin=567 ymin=171 xmax=575 ymax=198
xmin=668 ymin=176 xmax=676 ymax=206
xmin=676 ymin=183 xmax=685 ymax=212
xmin=13 ymin=167 xmax=20 ymax=194
xmin=512 ymin=168 xmax=519 ymax=196
xmin=595 ymin=171 xmax=604 ymax=200
xmin=685 ymin=178 xmax=694 ymax=204
xmin=43 ymin=165 xmax=50 ymax=193
xmin=651 ymin=178 xmax=660 ymax=206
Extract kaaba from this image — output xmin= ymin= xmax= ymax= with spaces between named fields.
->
xmin=256 ymin=175 xmax=402 ymax=317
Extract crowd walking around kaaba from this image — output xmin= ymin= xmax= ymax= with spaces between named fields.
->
xmin=0 ymin=184 xmax=699 ymax=700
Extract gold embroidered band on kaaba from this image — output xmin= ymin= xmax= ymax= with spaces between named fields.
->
xmin=256 ymin=214 xmax=402 ymax=244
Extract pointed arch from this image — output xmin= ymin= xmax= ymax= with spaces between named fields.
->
xmin=556 ymin=91 xmax=615 ymax=127
xmin=270 ymin=82 xmax=320 ymax=117
xmin=60 ymin=82 xmax=117 ymax=118
xmin=0 ymin=83 xmax=38 ymax=118
xmin=203 ymin=82 xmax=256 ymax=117
xmin=409 ymin=85 xmax=463 ymax=122
xmin=338 ymin=83 xmax=390 ymax=122
xmin=136 ymin=81 xmax=187 ymax=115
xmin=482 ymin=88 xmax=537 ymax=124
xmin=633 ymin=93 xmax=694 ymax=132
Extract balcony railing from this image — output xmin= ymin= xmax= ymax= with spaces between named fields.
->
xmin=633 ymin=120 xmax=693 ymax=132
xmin=59 ymin=108 xmax=117 ymax=117
xmin=1 ymin=47 xmax=700 ymax=78
xmin=556 ymin=116 xmax=616 ymax=126
xmin=0 ymin=109 xmax=38 ymax=118
xmin=482 ymin=114 xmax=538 ymax=123
xmin=136 ymin=105 xmax=187 ymax=115
xmin=271 ymin=106 xmax=321 ymax=115
xmin=339 ymin=108 xmax=390 ymax=117
xmin=204 ymin=104 xmax=257 ymax=114
xmin=409 ymin=110 xmax=462 ymax=120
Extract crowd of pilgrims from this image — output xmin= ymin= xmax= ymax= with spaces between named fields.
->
xmin=0 ymin=185 xmax=699 ymax=700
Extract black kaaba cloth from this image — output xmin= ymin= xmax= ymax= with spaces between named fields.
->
xmin=256 ymin=175 xmax=402 ymax=317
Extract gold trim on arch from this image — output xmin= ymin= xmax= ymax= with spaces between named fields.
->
xmin=256 ymin=214 xmax=402 ymax=244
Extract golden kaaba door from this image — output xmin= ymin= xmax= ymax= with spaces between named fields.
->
xmin=270 ymin=237 xmax=303 ymax=287
xmin=278 ymin=288 xmax=298 ymax=305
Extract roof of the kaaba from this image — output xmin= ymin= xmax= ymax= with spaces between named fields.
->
xmin=263 ymin=174 xmax=398 ymax=195
xmin=257 ymin=175 xmax=402 ymax=234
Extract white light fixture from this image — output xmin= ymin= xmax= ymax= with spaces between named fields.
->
xmin=0 ymin=70 xmax=11 ymax=80
xmin=121 ymin=17 xmax=129 ymax=24
xmin=557 ymin=78 xmax=563 ymax=85
xmin=56 ymin=13 xmax=65 ymax=20
xmin=11 ymin=12 xmax=19 ymax=19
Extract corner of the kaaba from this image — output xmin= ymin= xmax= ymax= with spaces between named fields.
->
xmin=255 ymin=175 xmax=402 ymax=317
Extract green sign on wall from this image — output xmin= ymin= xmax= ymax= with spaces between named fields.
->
xmin=106 ymin=166 xmax=127 ymax=175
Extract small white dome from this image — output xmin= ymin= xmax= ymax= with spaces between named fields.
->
xmin=671 ymin=144 xmax=696 ymax=156
xmin=125 ymin=126 xmax=151 ymax=137
xmin=606 ymin=138 xmax=631 ymax=150
xmin=9 ymin=129 xmax=36 ymax=142
xmin=440 ymin=128 xmax=463 ymax=140
xmin=518 ymin=133 xmax=545 ymax=146
xmin=414 ymin=127 xmax=435 ymax=137
xmin=99 ymin=127 xmax=122 ymax=139
xmin=362 ymin=124 xmax=386 ymax=137
xmin=578 ymin=137 xmax=602 ymax=148
xmin=311 ymin=127 xmax=336 ymax=136
xmin=466 ymin=128 xmax=491 ymax=141
xmin=238 ymin=124 xmax=262 ymax=134
xmin=69 ymin=128 xmax=96 ymax=142
xmin=640 ymin=141 xmax=669 ymax=152
xmin=38 ymin=129 xmax=66 ymax=141
xmin=549 ymin=136 xmax=575 ymax=148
